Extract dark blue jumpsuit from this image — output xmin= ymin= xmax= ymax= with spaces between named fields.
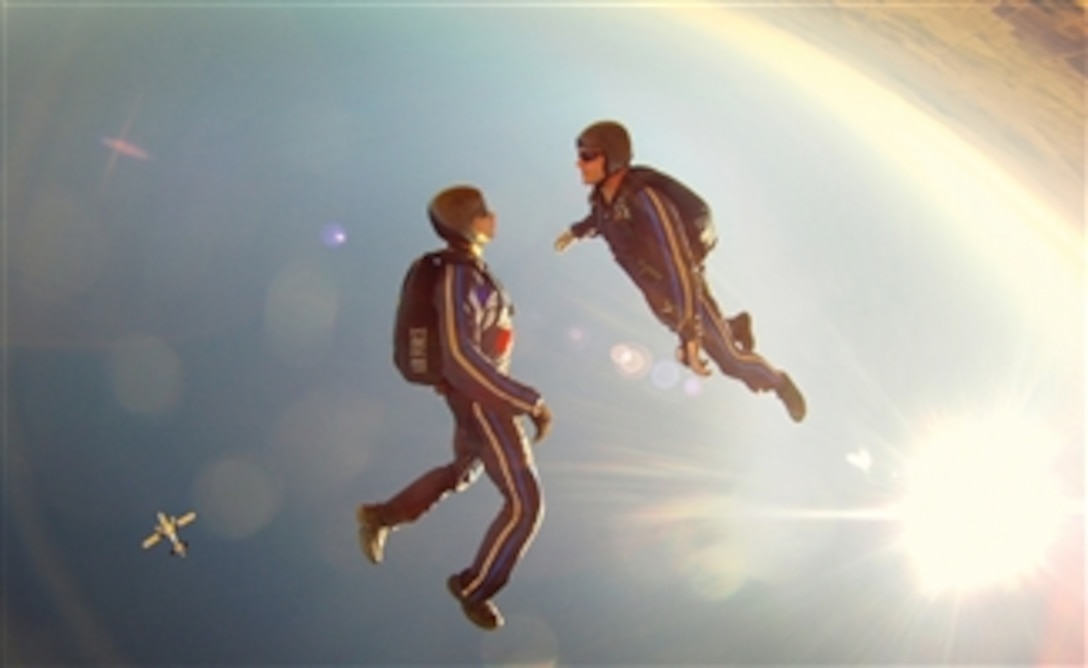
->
xmin=376 ymin=249 xmax=543 ymax=605
xmin=571 ymin=168 xmax=784 ymax=392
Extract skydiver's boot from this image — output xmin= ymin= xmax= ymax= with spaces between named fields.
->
xmin=356 ymin=504 xmax=390 ymax=564
xmin=775 ymin=373 xmax=806 ymax=423
xmin=729 ymin=312 xmax=754 ymax=353
xmin=447 ymin=574 xmax=503 ymax=631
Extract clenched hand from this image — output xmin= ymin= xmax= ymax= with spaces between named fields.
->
xmin=529 ymin=401 xmax=554 ymax=444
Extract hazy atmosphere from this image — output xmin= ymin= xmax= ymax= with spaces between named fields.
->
xmin=4 ymin=2 xmax=1083 ymax=666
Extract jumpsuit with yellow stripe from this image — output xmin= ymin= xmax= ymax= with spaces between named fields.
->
xmin=572 ymin=171 xmax=787 ymax=393
xmin=370 ymin=249 xmax=544 ymax=606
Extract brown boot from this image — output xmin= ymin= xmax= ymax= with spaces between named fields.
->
xmin=775 ymin=373 xmax=806 ymax=423
xmin=729 ymin=312 xmax=754 ymax=353
xmin=356 ymin=504 xmax=389 ymax=564
xmin=446 ymin=575 xmax=503 ymax=630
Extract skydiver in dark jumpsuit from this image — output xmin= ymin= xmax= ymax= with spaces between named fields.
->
xmin=357 ymin=185 xmax=554 ymax=631
xmin=555 ymin=120 xmax=806 ymax=422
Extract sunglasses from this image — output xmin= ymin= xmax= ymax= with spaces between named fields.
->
xmin=577 ymin=150 xmax=602 ymax=163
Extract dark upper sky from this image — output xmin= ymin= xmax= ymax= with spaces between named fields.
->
xmin=4 ymin=4 xmax=1083 ymax=666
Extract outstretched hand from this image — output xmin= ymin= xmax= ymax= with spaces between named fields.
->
xmin=677 ymin=339 xmax=712 ymax=377
xmin=554 ymin=229 xmax=577 ymax=253
xmin=529 ymin=401 xmax=553 ymax=444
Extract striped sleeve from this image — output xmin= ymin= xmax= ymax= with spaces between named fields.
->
xmin=436 ymin=262 xmax=541 ymax=415
xmin=638 ymin=185 xmax=702 ymax=336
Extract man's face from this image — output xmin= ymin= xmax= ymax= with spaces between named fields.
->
xmin=577 ymin=148 xmax=606 ymax=186
xmin=470 ymin=210 xmax=496 ymax=243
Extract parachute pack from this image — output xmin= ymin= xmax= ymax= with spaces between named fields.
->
xmin=392 ymin=249 xmax=504 ymax=387
xmin=628 ymin=166 xmax=718 ymax=264
xmin=392 ymin=250 xmax=460 ymax=386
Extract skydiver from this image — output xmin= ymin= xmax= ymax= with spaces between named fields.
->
xmin=555 ymin=120 xmax=806 ymax=422
xmin=357 ymin=185 xmax=554 ymax=631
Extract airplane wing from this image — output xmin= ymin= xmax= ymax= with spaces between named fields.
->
xmin=177 ymin=512 xmax=196 ymax=527
xmin=142 ymin=533 xmax=162 ymax=549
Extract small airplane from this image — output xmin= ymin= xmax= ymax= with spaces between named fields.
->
xmin=142 ymin=511 xmax=197 ymax=557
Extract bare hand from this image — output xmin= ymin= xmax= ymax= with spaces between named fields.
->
xmin=529 ymin=401 xmax=553 ymax=444
xmin=554 ymin=229 xmax=577 ymax=253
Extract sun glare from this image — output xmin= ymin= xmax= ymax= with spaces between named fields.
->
xmin=897 ymin=414 xmax=1070 ymax=596
xmin=664 ymin=3 xmax=1083 ymax=600
xmin=667 ymin=7 xmax=1081 ymax=297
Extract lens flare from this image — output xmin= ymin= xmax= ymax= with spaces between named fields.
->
xmin=320 ymin=222 xmax=347 ymax=248
xmin=682 ymin=376 xmax=703 ymax=397
xmin=650 ymin=359 xmax=682 ymax=390
xmin=897 ymin=414 xmax=1071 ymax=595
xmin=109 ymin=333 xmax=185 ymax=416
xmin=610 ymin=342 xmax=652 ymax=380
xmin=192 ymin=456 xmax=283 ymax=541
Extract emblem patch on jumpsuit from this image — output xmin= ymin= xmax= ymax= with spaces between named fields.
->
xmin=469 ymin=283 xmax=514 ymax=356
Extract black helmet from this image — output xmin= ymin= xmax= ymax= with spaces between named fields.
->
xmin=577 ymin=121 xmax=631 ymax=174
xmin=428 ymin=185 xmax=490 ymax=245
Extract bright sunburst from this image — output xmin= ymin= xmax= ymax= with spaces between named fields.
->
xmin=896 ymin=412 xmax=1073 ymax=596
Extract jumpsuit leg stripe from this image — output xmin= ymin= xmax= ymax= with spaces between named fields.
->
xmin=640 ymin=187 xmax=696 ymax=324
xmin=699 ymin=297 xmax=780 ymax=390
xmin=480 ymin=414 xmax=540 ymax=586
xmin=462 ymin=403 xmax=538 ymax=600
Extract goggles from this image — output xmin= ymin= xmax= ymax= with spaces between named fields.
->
xmin=577 ymin=149 xmax=603 ymax=163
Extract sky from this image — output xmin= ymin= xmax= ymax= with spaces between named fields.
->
xmin=3 ymin=3 xmax=1084 ymax=666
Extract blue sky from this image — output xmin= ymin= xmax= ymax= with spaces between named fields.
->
xmin=4 ymin=4 xmax=1082 ymax=666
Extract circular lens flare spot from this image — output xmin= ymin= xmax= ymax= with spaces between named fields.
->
xmin=610 ymin=342 xmax=651 ymax=380
xmin=650 ymin=359 xmax=681 ymax=390
xmin=264 ymin=258 xmax=340 ymax=368
xmin=109 ymin=333 xmax=185 ymax=416
xmin=269 ymin=389 xmax=380 ymax=490
xmin=192 ymin=456 xmax=283 ymax=540
xmin=683 ymin=376 xmax=703 ymax=396
xmin=320 ymin=223 xmax=347 ymax=248
xmin=479 ymin=613 xmax=559 ymax=668
xmin=565 ymin=325 xmax=592 ymax=350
